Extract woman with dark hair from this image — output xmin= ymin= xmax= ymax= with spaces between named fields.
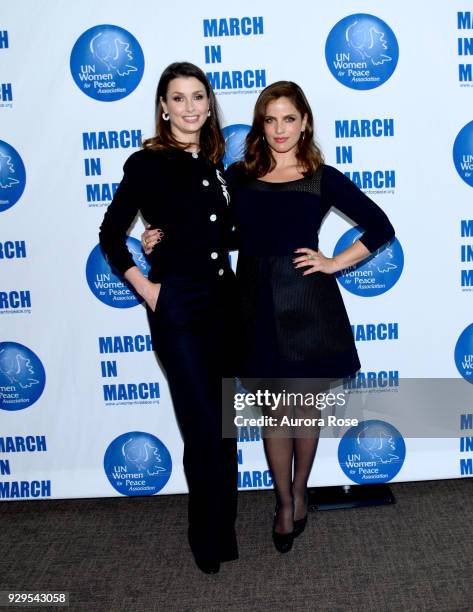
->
xmin=99 ymin=62 xmax=238 ymax=574
xmin=226 ymin=81 xmax=395 ymax=553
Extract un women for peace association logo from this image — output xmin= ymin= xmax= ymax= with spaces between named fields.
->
xmin=325 ymin=14 xmax=399 ymax=90
xmin=86 ymin=237 xmax=150 ymax=308
xmin=0 ymin=140 xmax=26 ymax=213
xmin=333 ymin=227 xmax=403 ymax=297
xmin=455 ymin=324 xmax=473 ymax=384
xmin=338 ymin=419 xmax=406 ymax=484
xmin=104 ymin=432 xmax=172 ymax=496
xmin=453 ymin=121 xmax=473 ymax=188
xmin=70 ymin=25 xmax=144 ymax=101
xmin=0 ymin=342 xmax=46 ymax=411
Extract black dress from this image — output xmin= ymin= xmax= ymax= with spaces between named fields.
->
xmin=226 ymin=163 xmax=395 ymax=381
xmin=99 ymin=147 xmax=239 ymax=566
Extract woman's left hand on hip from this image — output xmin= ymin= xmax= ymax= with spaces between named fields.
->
xmin=293 ymin=248 xmax=338 ymax=275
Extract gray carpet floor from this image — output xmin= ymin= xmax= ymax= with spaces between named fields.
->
xmin=0 ymin=478 xmax=472 ymax=612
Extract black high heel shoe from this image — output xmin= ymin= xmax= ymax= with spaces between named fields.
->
xmin=293 ymin=490 xmax=308 ymax=538
xmin=272 ymin=505 xmax=294 ymax=553
xmin=293 ymin=514 xmax=307 ymax=538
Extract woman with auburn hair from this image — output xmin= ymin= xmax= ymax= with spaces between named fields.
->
xmin=226 ymin=80 xmax=395 ymax=553
xmin=99 ymin=62 xmax=239 ymax=574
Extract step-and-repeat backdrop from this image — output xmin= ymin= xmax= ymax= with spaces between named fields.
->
xmin=1 ymin=1 xmax=472 ymax=500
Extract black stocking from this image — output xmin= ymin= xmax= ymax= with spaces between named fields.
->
xmin=292 ymin=431 xmax=321 ymax=520
xmin=263 ymin=436 xmax=294 ymax=534
xmin=292 ymin=378 xmax=338 ymax=519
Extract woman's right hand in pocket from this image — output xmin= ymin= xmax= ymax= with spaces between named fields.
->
xmin=142 ymin=281 xmax=161 ymax=312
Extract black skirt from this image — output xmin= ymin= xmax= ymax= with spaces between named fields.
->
xmin=236 ymin=254 xmax=361 ymax=381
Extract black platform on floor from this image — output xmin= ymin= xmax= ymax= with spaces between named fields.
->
xmin=308 ymin=483 xmax=395 ymax=510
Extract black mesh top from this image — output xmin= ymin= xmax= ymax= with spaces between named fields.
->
xmin=226 ymin=163 xmax=395 ymax=256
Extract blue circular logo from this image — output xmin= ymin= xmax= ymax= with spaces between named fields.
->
xmin=453 ymin=121 xmax=473 ymax=188
xmin=455 ymin=324 xmax=473 ymax=384
xmin=0 ymin=140 xmax=26 ymax=213
xmin=0 ymin=342 xmax=46 ymax=411
xmin=338 ymin=419 xmax=405 ymax=483
xmin=86 ymin=237 xmax=150 ymax=308
xmin=325 ymin=14 xmax=399 ymax=90
xmin=70 ymin=25 xmax=144 ymax=101
xmin=223 ymin=124 xmax=251 ymax=169
xmin=104 ymin=432 xmax=172 ymax=496
xmin=333 ymin=227 xmax=403 ymax=297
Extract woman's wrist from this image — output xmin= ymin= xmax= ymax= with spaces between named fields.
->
xmin=330 ymin=242 xmax=371 ymax=273
xmin=140 ymin=279 xmax=158 ymax=300
xmin=124 ymin=266 xmax=153 ymax=298
xmin=330 ymin=256 xmax=344 ymax=274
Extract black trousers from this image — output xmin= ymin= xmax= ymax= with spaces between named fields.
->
xmin=147 ymin=274 xmax=238 ymax=562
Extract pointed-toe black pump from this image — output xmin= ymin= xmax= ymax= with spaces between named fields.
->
xmin=272 ymin=505 xmax=294 ymax=553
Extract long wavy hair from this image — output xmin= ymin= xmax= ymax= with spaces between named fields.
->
xmin=243 ymin=81 xmax=324 ymax=179
xmin=143 ymin=62 xmax=225 ymax=164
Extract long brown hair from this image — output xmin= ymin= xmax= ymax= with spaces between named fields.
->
xmin=243 ymin=81 xmax=324 ymax=179
xmin=143 ymin=62 xmax=225 ymax=164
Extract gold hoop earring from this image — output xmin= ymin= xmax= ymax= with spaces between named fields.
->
xmin=162 ymin=112 xmax=170 ymax=121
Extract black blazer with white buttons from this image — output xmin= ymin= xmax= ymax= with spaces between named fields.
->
xmin=99 ymin=147 xmax=235 ymax=283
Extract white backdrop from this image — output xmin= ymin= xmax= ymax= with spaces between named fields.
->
xmin=1 ymin=0 xmax=472 ymax=500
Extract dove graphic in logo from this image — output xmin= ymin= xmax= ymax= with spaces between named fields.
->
xmin=222 ymin=124 xmax=251 ymax=169
xmin=325 ymin=14 xmax=399 ymax=90
xmin=86 ymin=237 xmax=150 ymax=308
xmin=0 ymin=352 xmax=38 ymax=389
xmin=127 ymin=241 xmax=149 ymax=274
xmin=0 ymin=152 xmax=19 ymax=189
xmin=356 ymin=424 xmax=400 ymax=464
xmin=122 ymin=437 xmax=167 ymax=475
xmin=334 ymin=227 xmax=403 ymax=297
xmin=70 ymin=25 xmax=144 ymax=101
xmin=89 ymin=32 xmax=138 ymax=77
xmin=338 ymin=419 xmax=406 ymax=483
xmin=104 ymin=432 xmax=172 ymax=495
xmin=366 ymin=246 xmax=398 ymax=274
xmin=345 ymin=21 xmax=392 ymax=66
xmin=0 ymin=342 xmax=46 ymax=411
xmin=0 ymin=141 xmax=26 ymax=212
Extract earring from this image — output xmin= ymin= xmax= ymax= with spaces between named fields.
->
xmin=300 ymin=131 xmax=305 ymax=141
xmin=207 ymin=109 xmax=211 ymax=117
xmin=162 ymin=112 xmax=170 ymax=121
